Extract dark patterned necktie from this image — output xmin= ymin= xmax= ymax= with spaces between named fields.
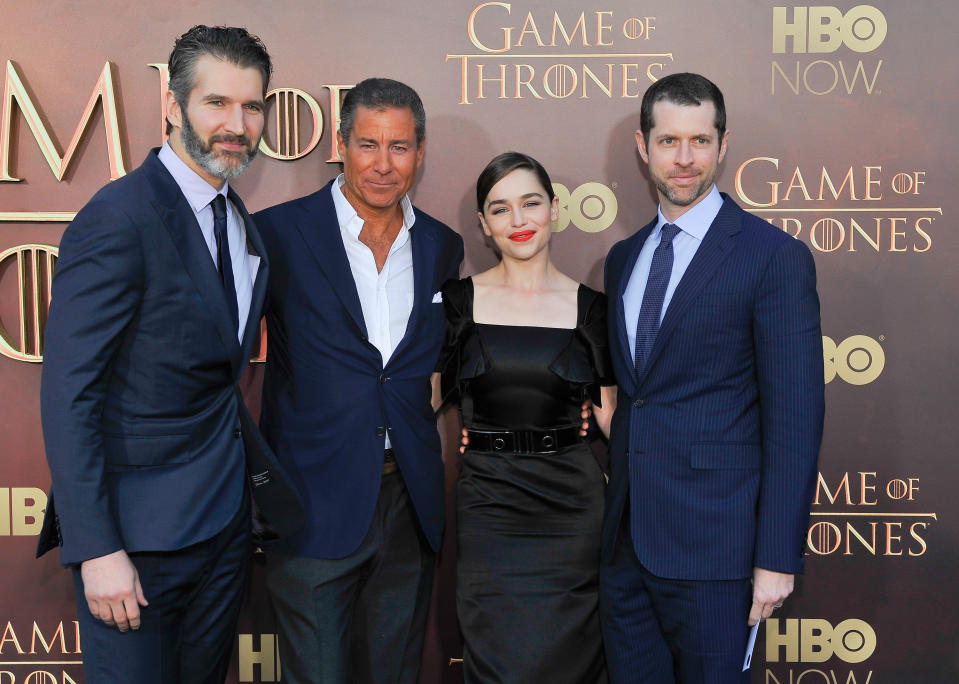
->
xmin=212 ymin=194 xmax=240 ymax=336
xmin=633 ymin=222 xmax=680 ymax=376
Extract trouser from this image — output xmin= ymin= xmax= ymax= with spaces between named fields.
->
xmin=265 ymin=470 xmax=435 ymax=684
xmin=600 ymin=513 xmax=752 ymax=684
xmin=74 ymin=488 xmax=251 ymax=684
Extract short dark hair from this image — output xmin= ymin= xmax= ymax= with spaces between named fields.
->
xmin=476 ymin=152 xmax=555 ymax=213
xmin=166 ymin=25 xmax=272 ymax=134
xmin=639 ymin=72 xmax=726 ymax=143
xmin=339 ymin=78 xmax=426 ymax=146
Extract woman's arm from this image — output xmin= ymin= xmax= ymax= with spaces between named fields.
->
xmin=592 ymin=385 xmax=618 ymax=439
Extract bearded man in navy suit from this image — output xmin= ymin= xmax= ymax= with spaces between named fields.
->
xmin=39 ymin=25 xmax=301 ymax=683
xmin=600 ymin=72 xmax=825 ymax=683
xmin=254 ymin=78 xmax=463 ymax=684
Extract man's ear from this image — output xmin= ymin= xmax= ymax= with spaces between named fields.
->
xmin=165 ymin=90 xmax=182 ymax=131
xmin=635 ymin=130 xmax=649 ymax=164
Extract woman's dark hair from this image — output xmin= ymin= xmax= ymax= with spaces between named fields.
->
xmin=476 ymin=152 xmax=555 ymax=213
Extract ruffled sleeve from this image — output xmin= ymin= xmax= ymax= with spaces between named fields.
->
xmin=435 ymin=278 xmax=491 ymax=405
xmin=548 ymin=286 xmax=615 ymax=406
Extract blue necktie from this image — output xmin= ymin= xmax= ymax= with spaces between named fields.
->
xmin=212 ymin=194 xmax=240 ymax=336
xmin=633 ymin=223 xmax=680 ymax=376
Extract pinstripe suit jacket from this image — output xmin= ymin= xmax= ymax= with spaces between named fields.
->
xmin=602 ymin=194 xmax=824 ymax=580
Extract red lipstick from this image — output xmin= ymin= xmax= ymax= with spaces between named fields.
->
xmin=509 ymin=230 xmax=535 ymax=242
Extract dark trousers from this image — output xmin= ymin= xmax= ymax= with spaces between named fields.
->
xmin=73 ymin=489 xmax=251 ymax=684
xmin=265 ymin=470 xmax=435 ymax=684
xmin=599 ymin=514 xmax=751 ymax=684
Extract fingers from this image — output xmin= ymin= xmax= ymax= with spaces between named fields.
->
xmin=747 ymin=599 xmax=763 ymax=627
xmin=460 ymin=427 xmax=470 ymax=454
xmin=135 ymin=574 xmax=149 ymax=607
xmin=122 ymin=596 xmax=142 ymax=631
xmin=747 ymin=597 xmax=787 ymax=626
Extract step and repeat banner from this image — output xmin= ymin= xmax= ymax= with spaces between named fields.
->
xmin=1 ymin=1 xmax=956 ymax=682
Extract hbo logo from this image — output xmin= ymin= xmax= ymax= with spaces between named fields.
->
xmin=823 ymin=335 xmax=884 ymax=385
xmin=773 ymin=5 xmax=887 ymax=54
xmin=766 ymin=618 xmax=876 ymax=663
xmin=551 ymin=182 xmax=618 ymax=233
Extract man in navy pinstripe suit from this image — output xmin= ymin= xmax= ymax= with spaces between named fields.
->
xmin=600 ymin=73 xmax=824 ymax=683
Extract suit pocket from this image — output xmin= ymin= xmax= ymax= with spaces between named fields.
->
xmin=690 ymin=442 xmax=761 ymax=469
xmin=103 ymin=432 xmax=194 ymax=469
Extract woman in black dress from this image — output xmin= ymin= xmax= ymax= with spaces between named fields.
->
xmin=436 ymin=152 xmax=616 ymax=683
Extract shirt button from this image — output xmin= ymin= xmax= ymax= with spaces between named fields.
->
xmin=233 ymin=429 xmax=242 ymax=438
xmin=376 ymin=427 xmax=386 ymax=437
xmin=633 ymin=399 xmax=645 ymax=409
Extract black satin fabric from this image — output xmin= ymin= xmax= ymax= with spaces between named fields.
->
xmin=437 ymin=277 xmax=613 ymax=684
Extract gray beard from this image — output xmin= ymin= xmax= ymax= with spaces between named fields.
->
xmin=180 ymin=110 xmax=258 ymax=181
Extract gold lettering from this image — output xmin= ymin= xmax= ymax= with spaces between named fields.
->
xmin=859 ymin=472 xmax=877 ymax=505
xmin=889 ymin=217 xmax=907 ymax=252
xmin=818 ymin=166 xmax=857 ymax=200
xmin=323 ymin=85 xmax=353 ymax=162
xmin=581 ymin=64 xmax=613 ymax=98
xmin=147 ymin=63 xmax=170 ymax=143
xmin=848 ymin=218 xmax=879 ymax=252
xmin=814 ymin=471 xmax=851 ymax=505
xmin=864 ymin=165 xmax=882 ymax=199
xmin=515 ymin=12 xmax=546 ymax=47
xmin=735 ymin=157 xmax=780 ymax=208
xmin=468 ymin=2 xmax=512 ymax=53
xmin=914 ymin=217 xmax=932 ymax=252
xmin=30 ymin=622 xmax=66 ymax=655
xmin=0 ymin=623 xmax=24 ymax=655
xmin=259 ymin=88 xmax=323 ymax=161
xmin=884 ymin=522 xmax=903 ymax=556
xmin=908 ymin=522 xmax=928 ymax=556
xmin=1 ymin=61 xmax=126 ymax=182
xmin=476 ymin=64 xmax=508 ymax=99
xmin=595 ymin=11 xmax=613 ymax=46
xmin=12 ymin=488 xmax=46 ymax=535
xmin=550 ymin=12 xmax=587 ymax=47
xmin=513 ymin=65 xmax=542 ymax=99
xmin=0 ymin=245 xmax=58 ymax=363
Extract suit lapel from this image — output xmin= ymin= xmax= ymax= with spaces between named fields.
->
xmin=145 ymin=153 xmax=243 ymax=375
xmin=388 ymin=219 xmax=435 ymax=365
xmin=231 ymin=186 xmax=269 ymax=369
xmin=639 ymin=197 xmax=742 ymax=382
xmin=292 ymin=183 xmax=368 ymax=337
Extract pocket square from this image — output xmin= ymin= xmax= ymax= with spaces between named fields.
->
xmin=432 ymin=291 xmax=443 ymax=303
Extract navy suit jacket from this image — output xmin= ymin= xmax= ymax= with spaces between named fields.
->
xmin=38 ymin=149 xmax=302 ymax=565
xmin=603 ymin=194 xmax=824 ymax=580
xmin=254 ymin=181 xmax=464 ymax=558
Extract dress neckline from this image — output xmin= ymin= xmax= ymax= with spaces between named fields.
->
xmin=468 ymin=276 xmax=583 ymax=331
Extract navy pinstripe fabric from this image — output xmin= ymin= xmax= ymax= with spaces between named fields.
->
xmin=602 ymin=195 xmax=823 ymax=580
xmin=600 ymin=194 xmax=824 ymax=681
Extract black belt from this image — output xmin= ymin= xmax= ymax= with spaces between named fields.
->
xmin=466 ymin=427 xmax=580 ymax=454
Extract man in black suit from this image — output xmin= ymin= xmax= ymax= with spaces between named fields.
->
xmin=38 ymin=25 xmax=300 ymax=683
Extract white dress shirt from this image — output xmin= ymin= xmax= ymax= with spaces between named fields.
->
xmin=157 ymin=143 xmax=259 ymax=343
xmin=624 ymin=185 xmax=723 ymax=355
xmin=331 ymin=174 xmax=417 ymax=448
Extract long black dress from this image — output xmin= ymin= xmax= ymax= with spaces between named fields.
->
xmin=437 ymin=277 xmax=613 ymax=684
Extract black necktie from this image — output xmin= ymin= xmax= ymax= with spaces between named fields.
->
xmin=211 ymin=194 xmax=239 ymax=337
xmin=633 ymin=223 xmax=680 ymax=376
